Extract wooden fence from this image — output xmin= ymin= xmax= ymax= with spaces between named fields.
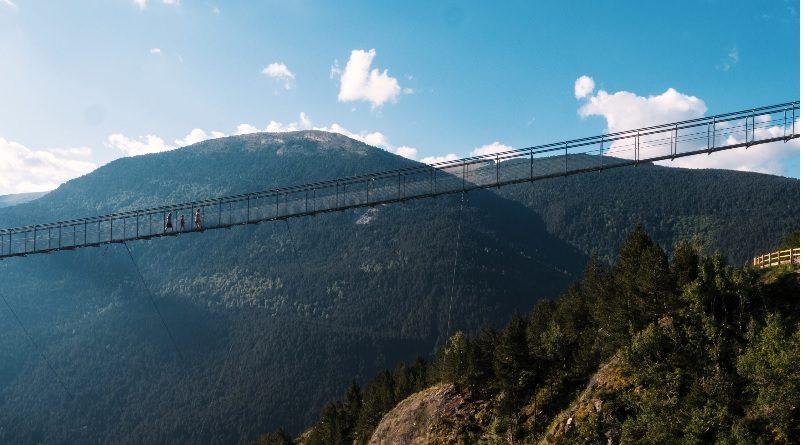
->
xmin=752 ymin=248 xmax=800 ymax=268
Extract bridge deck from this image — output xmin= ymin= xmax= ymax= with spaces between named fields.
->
xmin=0 ymin=101 xmax=798 ymax=260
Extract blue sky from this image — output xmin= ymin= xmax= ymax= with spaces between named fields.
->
xmin=0 ymin=0 xmax=799 ymax=194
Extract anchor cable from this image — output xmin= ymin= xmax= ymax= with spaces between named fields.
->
xmin=123 ymin=242 xmax=183 ymax=360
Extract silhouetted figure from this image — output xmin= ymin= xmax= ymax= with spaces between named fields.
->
xmin=165 ymin=212 xmax=173 ymax=232
xmin=194 ymin=209 xmax=203 ymax=230
xmin=179 ymin=214 xmax=185 ymax=231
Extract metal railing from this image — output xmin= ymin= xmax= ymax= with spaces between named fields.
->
xmin=753 ymin=248 xmax=800 ymax=268
xmin=0 ymin=100 xmax=798 ymax=260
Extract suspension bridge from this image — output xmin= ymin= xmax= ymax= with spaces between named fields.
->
xmin=0 ymin=100 xmax=798 ymax=261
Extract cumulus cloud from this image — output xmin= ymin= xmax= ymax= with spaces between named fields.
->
xmin=174 ymin=128 xmax=225 ymax=147
xmin=577 ymin=79 xmax=797 ymax=176
xmin=132 ymin=1 xmax=179 ymax=10
xmin=656 ymin=119 xmax=799 ymax=176
xmin=107 ymin=133 xmax=173 ymax=156
xmin=337 ymin=49 xmax=401 ymax=108
xmin=265 ymin=120 xmax=300 ymax=132
xmin=262 ymin=62 xmax=295 ymax=90
xmin=235 ymin=124 xmax=260 ymax=135
xmin=150 ymin=48 xmax=162 ymax=55
xmin=574 ymin=75 xmax=595 ymax=99
xmin=0 ymin=138 xmax=96 ymax=194
xmin=235 ymin=112 xmax=312 ymax=134
xmin=314 ymin=123 xmax=418 ymax=159
xmin=579 ymin=87 xmax=707 ymax=133
xmin=395 ymin=146 xmax=418 ymax=159
xmin=420 ymin=154 xmax=460 ymax=165
xmin=298 ymin=112 xmax=312 ymax=130
xmin=470 ymin=141 xmax=515 ymax=158
xmin=110 ymin=112 xmax=421 ymax=167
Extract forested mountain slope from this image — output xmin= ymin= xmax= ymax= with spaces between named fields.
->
xmin=284 ymin=228 xmax=799 ymax=445
xmin=0 ymin=131 xmax=584 ymax=444
xmin=486 ymin=156 xmax=799 ymax=264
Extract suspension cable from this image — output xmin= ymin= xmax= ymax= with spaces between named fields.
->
xmin=444 ymin=191 xmax=466 ymax=346
xmin=284 ymin=219 xmax=305 ymax=280
xmin=0 ymin=291 xmax=75 ymax=400
xmin=123 ymin=242 xmax=183 ymax=360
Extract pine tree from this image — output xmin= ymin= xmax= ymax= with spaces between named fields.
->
xmin=604 ymin=225 xmax=673 ymax=354
xmin=670 ymin=238 xmax=700 ymax=292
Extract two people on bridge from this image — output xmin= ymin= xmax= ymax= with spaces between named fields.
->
xmin=164 ymin=209 xmax=203 ymax=233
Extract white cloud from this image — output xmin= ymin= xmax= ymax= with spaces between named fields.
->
xmin=329 ymin=60 xmax=342 ymax=79
xmin=262 ymin=62 xmax=295 ymax=90
xmin=656 ymin=120 xmax=799 ymax=176
xmin=337 ymin=49 xmax=401 ymax=108
xmin=132 ymin=1 xmax=178 ymax=11
xmin=0 ymin=0 xmax=17 ymax=9
xmin=174 ymin=128 xmax=224 ymax=147
xmin=108 ymin=133 xmax=173 ymax=156
xmin=470 ymin=141 xmax=515 ymax=158
xmin=403 ymin=87 xmax=415 ymax=95
xmin=265 ymin=120 xmax=299 ymax=132
xmin=579 ymin=87 xmax=707 ymax=133
xmin=47 ymin=146 xmax=92 ymax=157
xmin=0 ymin=138 xmax=97 ymax=194
xmin=312 ymin=122 xmax=418 ymax=160
xmin=718 ymin=47 xmax=739 ymax=71
xmin=236 ymin=112 xmax=310 ymax=134
xmin=235 ymin=124 xmax=260 ymax=135
xmin=150 ymin=48 xmax=162 ymax=55
xmin=577 ymin=80 xmax=797 ymax=175
xmin=420 ymin=154 xmax=459 ymax=165
xmin=298 ymin=112 xmax=312 ymax=130
xmin=395 ymin=146 xmax=418 ymax=159
xmin=574 ymin=75 xmax=595 ymax=99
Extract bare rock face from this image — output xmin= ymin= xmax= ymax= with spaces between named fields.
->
xmin=368 ymin=384 xmax=469 ymax=445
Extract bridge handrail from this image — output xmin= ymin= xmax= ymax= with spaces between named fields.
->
xmin=0 ymin=100 xmax=799 ymax=247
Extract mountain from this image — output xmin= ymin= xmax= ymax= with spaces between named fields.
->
xmin=0 ymin=191 xmax=48 ymax=209
xmin=483 ymin=155 xmax=799 ymax=264
xmin=0 ymin=131 xmax=585 ymax=444
xmin=0 ymin=131 xmax=797 ymax=444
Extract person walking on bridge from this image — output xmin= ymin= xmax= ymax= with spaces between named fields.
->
xmin=179 ymin=214 xmax=186 ymax=231
xmin=165 ymin=212 xmax=173 ymax=232
xmin=194 ymin=208 xmax=203 ymax=230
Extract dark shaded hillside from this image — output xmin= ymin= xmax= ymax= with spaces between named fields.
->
xmin=0 ymin=131 xmax=585 ymax=444
xmin=485 ymin=155 xmax=799 ymax=264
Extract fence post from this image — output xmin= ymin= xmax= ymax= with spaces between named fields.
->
xmin=599 ymin=136 xmax=603 ymax=170
xmin=712 ymin=117 xmax=717 ymax=150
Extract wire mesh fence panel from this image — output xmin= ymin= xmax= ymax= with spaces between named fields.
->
xmin=0 ymin=101 xmax=797 ymax=259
